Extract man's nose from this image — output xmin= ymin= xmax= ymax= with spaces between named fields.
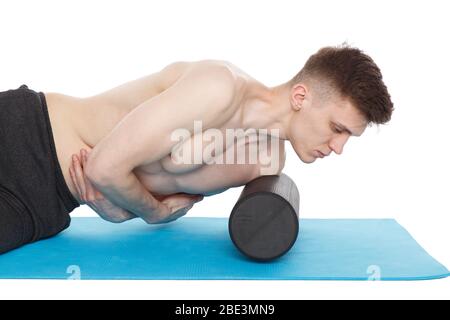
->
xmin=329 ymin=134 xmax=350 ymax=155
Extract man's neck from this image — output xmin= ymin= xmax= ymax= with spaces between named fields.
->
xmin=241 ymin=81 xmax=293 ymax=140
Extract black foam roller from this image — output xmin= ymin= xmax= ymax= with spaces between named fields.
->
xmin=229 ymin=173 xmax=300 ymax=261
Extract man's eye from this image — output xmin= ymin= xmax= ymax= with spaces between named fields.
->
xmin=334 ymin=127 xmax=343 ymax=134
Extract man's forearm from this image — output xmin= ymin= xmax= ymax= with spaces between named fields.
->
xmin=87 ymin=170 xmax=162 ymax=223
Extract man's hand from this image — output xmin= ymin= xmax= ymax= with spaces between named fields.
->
xmin=69 ymin=149 xmax=137 ymax=223
xmin=70 ymin=148 xmax=204 ymax=224
xmin=152 ymin=193 xmax=204 ymax=224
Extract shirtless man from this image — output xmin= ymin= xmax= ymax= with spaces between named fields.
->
xmin=0 ymin=44 xmax=393 ymax=254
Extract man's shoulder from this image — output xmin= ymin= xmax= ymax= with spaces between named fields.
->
xmin=163 ymin=59 xmax=236 ymax=83
xmin=163 ymin=59 xmax=237 ymax=108
xmin=182 ymin=59 xmax=237 ymax=90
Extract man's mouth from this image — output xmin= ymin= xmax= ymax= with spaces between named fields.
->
xmin=315 ymin=150 xmax=325 ymax=158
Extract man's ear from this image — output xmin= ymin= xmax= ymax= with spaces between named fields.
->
xmin=291 ymin=83 xmax=307 ymax=111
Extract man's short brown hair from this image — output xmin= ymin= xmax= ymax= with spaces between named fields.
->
xmin=290 ymin=44 xmax=394 ymax=125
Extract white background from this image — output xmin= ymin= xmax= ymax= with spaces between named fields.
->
xmin=0 ymin=0 xmax=449 ymax=299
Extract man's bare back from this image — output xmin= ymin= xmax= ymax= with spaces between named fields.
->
xmin=46 ymin=59 xmax=285 ymax=207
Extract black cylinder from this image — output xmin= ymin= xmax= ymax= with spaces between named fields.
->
xmin=229 ymin=173 xmax=300 ymax=261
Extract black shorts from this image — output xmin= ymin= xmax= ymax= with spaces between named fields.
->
xmin=0 ymin=85 xmax=80 ymax=254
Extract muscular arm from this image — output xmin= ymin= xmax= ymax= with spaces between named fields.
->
xmin=85 ymin=63 xmax=235 ymax=223
xmin=175 ymin=137 xmax=286 ymax=196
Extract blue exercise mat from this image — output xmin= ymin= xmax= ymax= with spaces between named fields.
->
xmin=0 ymin=217 xmax=448 ymax=280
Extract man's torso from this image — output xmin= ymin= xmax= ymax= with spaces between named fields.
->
xmin=45 ymin=60 xmax=285 ymax=201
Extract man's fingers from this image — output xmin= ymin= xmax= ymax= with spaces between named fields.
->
xmin=122 ymin=211 xmax=138 ymax=222
xmin=163 ymin=195 xmax=200 ymax=214
xmin=186 ymin=194 xmax=204 ymax=203
xmin=163 ymin=193 xmax=203 ymax=208
xmin=167 ymin=205 xmax=192 ymax=222
xmin=81 ymin=148 xmax=105 ymax=200
xmin=81 ymin=149 xmax=96 ymax=201
xmin=169 ymin=201 xmax=193 ymax=213
xmin=170 ymin=202 xmax=195 ymax=214
xmin=72 ymin=155 xmax=87 ymax=201
xmin=152 ymin=207 xmax=190 ymax=224
xmin=95 ymin=206 xmax=137 ymax=223
xmin=69 ymin=166 xmax=82 ymax=200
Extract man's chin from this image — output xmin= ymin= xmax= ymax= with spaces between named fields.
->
xmin=298 ymin=153 xmax=316 ymax=164
xmin=293 ymin=147 xmax=316 ymax=164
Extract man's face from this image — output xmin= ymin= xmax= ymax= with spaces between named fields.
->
xmin=289 ymin=89 xmax=367 ymax=163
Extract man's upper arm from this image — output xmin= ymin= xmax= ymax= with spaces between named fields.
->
xmin=250 ymin=140 xmax=286 ymax=179
xmin=87 ymin=63 xmax=236 ymax=180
